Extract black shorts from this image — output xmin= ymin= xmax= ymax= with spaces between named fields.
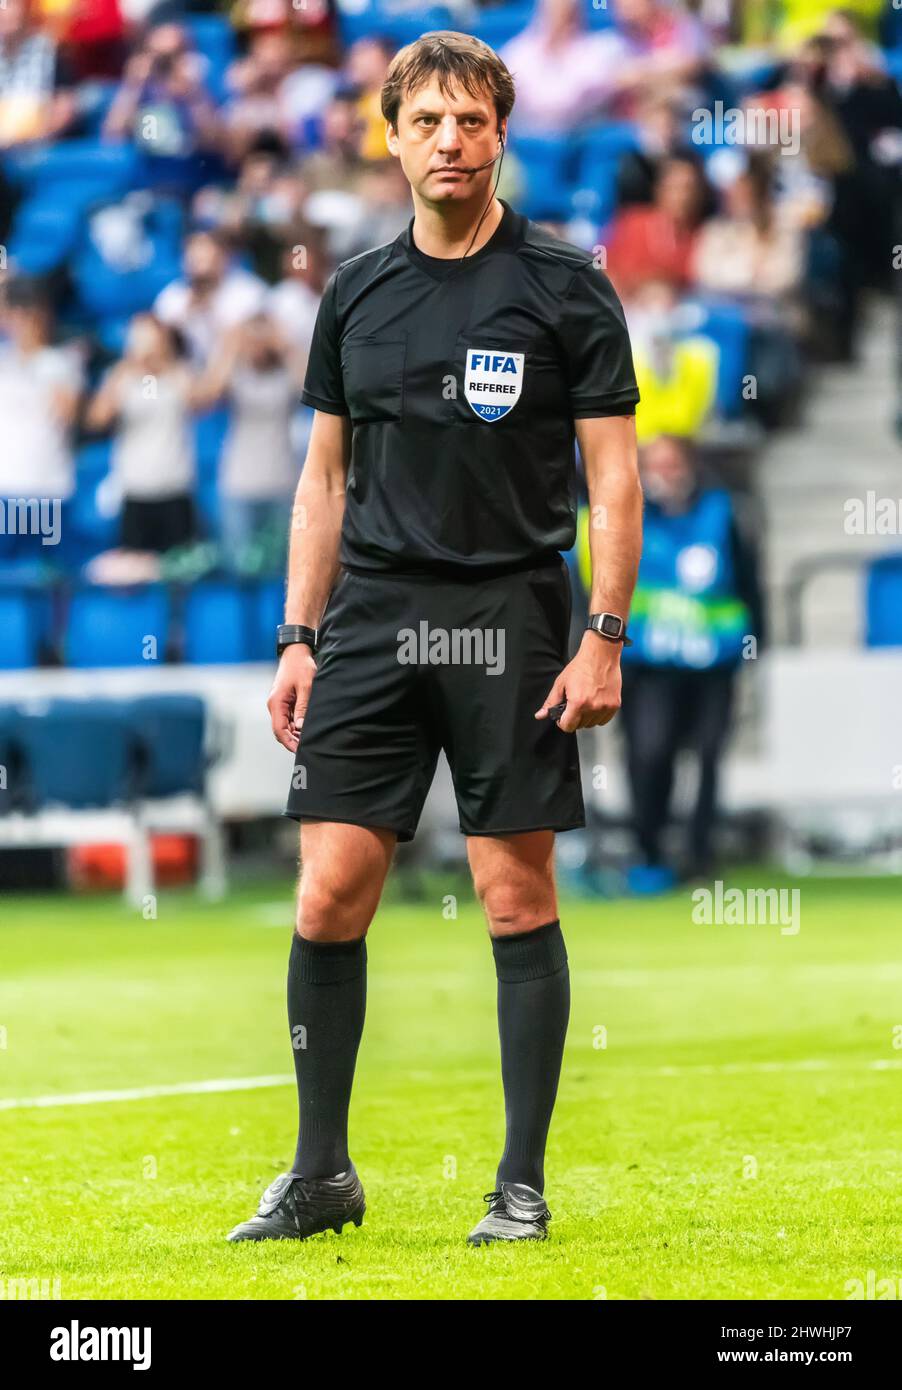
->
xmin=121 ymin=495 xmax=195 ymax=553
xmin=285 ymin=557 xmax=585 ymax=842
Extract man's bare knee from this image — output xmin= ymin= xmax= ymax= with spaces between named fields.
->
xmin=476 ymin=878 xmax=557 ymax=938
xmin=295 ymin=882 xmax=368 ymax=942
xmin=295 ymin=821 xmax=395 ymax=941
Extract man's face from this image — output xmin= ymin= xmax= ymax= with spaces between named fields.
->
xmin=386 ymin=77 xmax=503 ymax=207
xmin=641 ymin=437 xmax=695 ymax=506
xmin=348 ymin=39 xmax=391 ymax=90
xmin=251 ymin=31 xmax=291 ymax=81
xmin=184 ymin=235 xmax=225 ymax=288
xmin=322 ymin=98 xmax=362 ymax=150
xmin=657 ymin=161 xmax=700 ymax=222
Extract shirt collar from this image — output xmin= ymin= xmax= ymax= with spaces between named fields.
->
xmin=399 ymin=199 xmax=525 ymax=274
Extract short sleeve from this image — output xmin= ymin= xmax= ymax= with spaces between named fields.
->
xmin=554 ymin=264 xmax=640 ymax=418
xmin=300 ymin=271 xmax=348 ymax=415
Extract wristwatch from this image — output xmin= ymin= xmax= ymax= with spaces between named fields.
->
xmin=276 ymin=623 xmax=318 ymax=658
xmin=587 ymin=612 xmax=632 ymax=646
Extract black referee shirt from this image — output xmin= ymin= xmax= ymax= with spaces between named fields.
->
xmin=301 ymin=199 xmax=639 ymax=576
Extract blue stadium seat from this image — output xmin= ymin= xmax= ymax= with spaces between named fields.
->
xmin=13 ymin=698 xmax=138 ymax=809
xmin=511 ymin=133 xmax=576 ymax=220
xmin=865 ymin=554 xmax=902 ymax=647
xmin=195 ymin=407 xmax=229 ymax=536
xmin=184 ymin=580 xmax=253 ymax=663
xmin=0 ymin=588 xmax=47 ymax=669
xmin=469 ymin=4 xmax=535 ymax=47
xmin=95 ymin=316 xmax=131 ymax=357
xmin=251 ymin=577 xmax=285 ymax=662
xmin=579 ymin=122 xmax=641 ymax=166
xmin=885 ymin=48 xmax=902 ymax=84
xmin=183 ymin=15 xmax=237 ymax=102
xmin=576 ymin=123 xmax=640 ymax=226
xmin=4 ymin=139 xmax=142 ymax=194
xmin=130 ymin=694 xmax=207 ymax=797
xmin=66 ymin=585 xmax=171 ymax=667
xmin=7 ymin=192 xmax=84 ymax=274
xmin=682 ymin=298 xmax=750 ymax=420
xmin=65 ymin=441 xmax=119 ymax=565
xmin=71 ymin=195 xmax=184 ymax=318
xmin=0 ymin=704 xmax=17 ymax=813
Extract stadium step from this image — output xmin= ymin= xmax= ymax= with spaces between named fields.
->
xmin=758 ymin=297 xmax=900 ymax=648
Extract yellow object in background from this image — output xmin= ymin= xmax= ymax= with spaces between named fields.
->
xmin=358 ymin=87 xmax=389 ymax=162
xmin=633 ymin=336 xmax=718 ymax=446
xmin=34 ymin=0 xmax=76 ymax=34
xmin=777 ymin=0 xmax=884 ymax=44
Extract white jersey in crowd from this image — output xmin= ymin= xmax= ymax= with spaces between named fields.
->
xmin=221 ymin=363 xmax=297 ymax=500
xmin=0 ymin=343 xmax=83 ymax=499
xmin=267 ymin=277 xmax=320 ymax=358
xmin=154 ymin=268 xmax=268 ymax=365
xmin=112 ymin=366 xmax=195 ymax=499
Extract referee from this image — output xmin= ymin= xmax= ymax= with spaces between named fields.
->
xmin=228 ymin=31 xmax=642 ymax=1246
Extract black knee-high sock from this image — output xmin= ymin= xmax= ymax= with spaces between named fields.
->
xmin=288 ymin=933 xmax=366 ymax=1179
xmin=492 ymin=919 xmax=569 ymax=1194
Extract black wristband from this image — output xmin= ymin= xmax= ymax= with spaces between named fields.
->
xmin=276 ymin=624 xmax=318 ymax=658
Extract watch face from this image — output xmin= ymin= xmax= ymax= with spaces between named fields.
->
xmin=600 ymin=614 xmax=622 ymax=638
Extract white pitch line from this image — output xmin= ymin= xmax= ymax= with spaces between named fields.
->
xmin=0 ymin=1074 xmax=295 ymax=1112
xmin=1 ymin=1058 xmax=900 ymax=1113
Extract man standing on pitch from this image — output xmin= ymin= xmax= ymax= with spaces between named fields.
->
xmin=228 ymin=30 xmax=642 ymax=1247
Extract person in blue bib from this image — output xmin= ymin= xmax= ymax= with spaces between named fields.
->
xmin=580 ymin=433 xmax=764 ymax=886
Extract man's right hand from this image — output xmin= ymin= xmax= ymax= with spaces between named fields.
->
xmin=267 ymin=644 xmax=318 ymax=753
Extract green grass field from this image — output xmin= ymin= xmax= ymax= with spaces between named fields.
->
xmin=1 ymin=874 xmax=900 ymax=1301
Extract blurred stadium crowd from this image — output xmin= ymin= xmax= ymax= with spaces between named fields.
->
xmin=0 ymin=0 xmax=899 ymax=670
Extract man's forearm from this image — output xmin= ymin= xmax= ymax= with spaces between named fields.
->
xmin=284 ymin=472 xmax=346 ymax=628
xmin=579 ymin=417 xmax=643 ymax=620
xmin=586 ymin=472 xmax=643 ymax=617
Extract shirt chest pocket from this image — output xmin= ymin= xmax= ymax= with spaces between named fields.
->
xmin=341 ymin=337 xmax=406 ymax=424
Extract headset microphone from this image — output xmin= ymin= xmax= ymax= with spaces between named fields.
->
xmin=454 ymin=133 xmax=505 ymax=177
xmin=450 ymin=131 xmax=507 ymax=269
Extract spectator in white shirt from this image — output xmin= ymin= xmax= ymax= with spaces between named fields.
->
xmin=501 ymin=0 xmax=624 ymax=132
xmin=267 ymin=235 xmax=325 ymax=365
xmin=87 ymin=313 xmax=199 ymax=553
xmin=154 ymin=227 xmax=267 ymax=366
xmin=0 ymin=277 xmax=82 ymax=506
xmin=197 ymin=313 xmax=302 ymax=567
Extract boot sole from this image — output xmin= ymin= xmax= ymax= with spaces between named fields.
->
xmin=228 ymin=1204 xmax=365 ymax=1243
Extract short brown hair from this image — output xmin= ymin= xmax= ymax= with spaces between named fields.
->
xmin=381 ymin=30 xmax=515 ymax=130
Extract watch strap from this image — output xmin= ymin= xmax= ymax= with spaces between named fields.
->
xmin=276 ymin=623 xmax=318 ymax=657
xmin=587 ymin=613 xmax=633 ymax=647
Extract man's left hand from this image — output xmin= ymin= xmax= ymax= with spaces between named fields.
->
xmin=534 ymin=631 xmax=623 ymax=733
